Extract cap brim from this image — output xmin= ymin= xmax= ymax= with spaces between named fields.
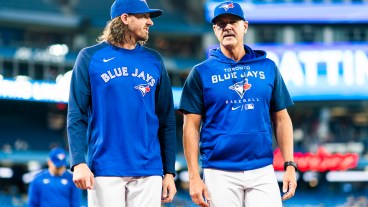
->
xmin=50 ymin=158 xmax=67 ymax=168
xmin=53 ymin=162 xmax=67 ymax=168
xmin=211 ymin=13 xmax=245 ymax=23
xmin=130 ymin=9 xmax=163 ymax=18
xmin=148 ymin=9 xmax=163 ymax=18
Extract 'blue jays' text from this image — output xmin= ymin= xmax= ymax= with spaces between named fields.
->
xmin=100 ymin=67 xmax=156 ymax=86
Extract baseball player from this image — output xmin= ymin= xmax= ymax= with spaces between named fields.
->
xmin=27 ymin=147 xmax=81 ymax=207
xmin=179 ymin=1 xmax=297 ymax=207
xmin=67 ymin=0 xmax=177 ymax=206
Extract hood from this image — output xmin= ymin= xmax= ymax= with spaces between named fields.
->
xmin=209 ymin=45 xmax=266 ymax=64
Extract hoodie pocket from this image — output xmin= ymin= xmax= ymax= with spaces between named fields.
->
xmin=207 ymin=131 xmax=273 ymax=163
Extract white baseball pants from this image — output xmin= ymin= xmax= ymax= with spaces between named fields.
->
xmin=87 ymin=176 xmax=162 ymax=207
xmin=203 ymin=165 xmax=282 ymax=207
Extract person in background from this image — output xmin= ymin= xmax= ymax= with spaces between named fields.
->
xmin=179 ymin=1 xmax=297 ymax=207
xmin=28 ymin=147 xmax=81 ymax=207
xmin=67 ymin=0 xmax=177 ymax=206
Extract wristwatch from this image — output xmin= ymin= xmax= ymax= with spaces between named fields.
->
xmin=284 ymin=161 xmax=298 ymax=171
xmin=165 ymin=172 xmax=176 ymax=177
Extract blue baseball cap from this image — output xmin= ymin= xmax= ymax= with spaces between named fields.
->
xmin=49 ymin=147 xmax=68 ymax=168
xmin=110 ymin=0 xmax=163 ymax=19
xmin=211 ymin=1 xmax=245 ymax=23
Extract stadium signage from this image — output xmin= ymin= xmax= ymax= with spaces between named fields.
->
xmin=0 ymin=71 xmax=71 ymax=102
xmin=273 ymin=147 xmax=359 ymax=172
xmin=14 ymin=47 xmax=66 ymax=63
xmin=262 ymin=44 xmax=368 ymax=100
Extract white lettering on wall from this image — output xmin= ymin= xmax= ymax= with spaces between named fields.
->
xmin=278 ymin=51 xmax=304 ymax=87
xmin=355 ymin=51 xmax=368 ymax=86
xmin=343 ymin=51 xmax=354 ymax=86
xmin=268 ymin=49 xmax=368 ymax=87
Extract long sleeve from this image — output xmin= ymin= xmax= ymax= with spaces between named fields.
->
xmin=67 ymin=49 xmax=91 ymax=169
xmin=155 ymin=60 xmax=177 ymax=175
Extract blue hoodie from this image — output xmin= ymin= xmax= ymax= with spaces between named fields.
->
xmin=179 ymin=45 xmax=293 ymax=171
xmin=28 ymin=170 xmax=81 ymax=207
xmin=67 ymin=42 xmax=176 ymax=177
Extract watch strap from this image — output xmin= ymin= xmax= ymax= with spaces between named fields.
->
xmin=284 ymin=161 xmax=298 ymax=171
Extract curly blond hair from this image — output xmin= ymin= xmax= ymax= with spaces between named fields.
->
xmin=97 ymin=17 xmax=146 ymax=46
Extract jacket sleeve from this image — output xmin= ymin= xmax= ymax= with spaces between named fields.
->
xmin=67 ymin=49 xmax=91 ymax=170
xmin=270 ymin=64 xmax=293 ymax=112
xmin=155 ymin=59 xmax=177 ymax=175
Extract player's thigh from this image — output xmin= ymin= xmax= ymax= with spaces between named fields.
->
xmin=203 ymin=168 xmax=245 ymax=207
xmin=88 ymin=176 xmax=127 ymax=207
xmin=126 ymin=176 xmax=162 ymax=207
xmin=245 ymin=165 xmax=282 ymax=207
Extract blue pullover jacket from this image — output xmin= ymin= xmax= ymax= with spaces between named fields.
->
xmin=179 ymin=45 xmax=293 ymax=171
xmin=67 ymin=42 xmax=176 ymax=176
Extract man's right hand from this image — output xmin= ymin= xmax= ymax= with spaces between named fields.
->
xmin=72 ymin=163 xmax=95 ymax=190
xmin=189 ymin=176 xmax=211 ymax=207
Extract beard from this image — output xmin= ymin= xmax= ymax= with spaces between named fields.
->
xmin=127 ymin=24 xmax=149 ymax=42
xmin=136 ymin=33 xmax=148 ymax=45
xmin=137 ymin=32 xmax=149 ymax=42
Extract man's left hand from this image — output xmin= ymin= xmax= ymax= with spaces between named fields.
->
xmin=282 ymin=167 xmax=297 ymax=200
xmin=161 ymin=174 xmax=177 ymax=203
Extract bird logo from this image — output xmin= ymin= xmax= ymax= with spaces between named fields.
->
xmin=229 ymin=79 xmax=252 ymax=98
xmin=57 ymin=153 xmax=66 ymax=161
xmin=219 ymin=3 xmax=234 ymax=11
xmin=134 ymin=84 xmax=151 ymax=97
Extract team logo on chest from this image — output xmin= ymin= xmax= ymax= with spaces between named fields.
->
xmin=229 ymin=78 xmax=252 ymax=98
xmin=134 ymin=84 xmax=151 ymax=96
